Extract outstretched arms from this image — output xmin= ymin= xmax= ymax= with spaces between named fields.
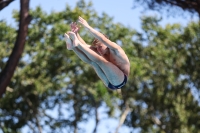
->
xmin=70 ymin=22 xmax=86 ymax=45
xmin=69 ymin=21 xmax=97 ymax=52
xmin=78 ymin=16 xmax=120 ymax=50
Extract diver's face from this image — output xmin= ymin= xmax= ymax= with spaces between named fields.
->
xmin=96 ymin=44 xmax=108 ymax=56
xmin=93 ymin=39 xmax=108 ymax=56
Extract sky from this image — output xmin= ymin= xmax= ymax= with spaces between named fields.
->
xmin=0 ymin=0 xmax=199 ymax=133
xmin=1 ymin=0 xmax=198 ymax=31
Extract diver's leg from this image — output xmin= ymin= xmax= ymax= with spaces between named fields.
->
xmin=65 ymin=33 xmax=109 ymax=86
xmin=68 ymin=32 xmax=124 ymax=86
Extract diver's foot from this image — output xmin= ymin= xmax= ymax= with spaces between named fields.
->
xmin=67 ymin=31 xmax=79 ymax=48
xmin=64 ymin=33 xmax=73 ymax=50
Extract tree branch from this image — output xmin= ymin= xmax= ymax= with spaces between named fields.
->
xmin=92 ymin=104 xmax=99 ymax=133
xmin=134 ymin=0 xmax=200 ymax=16
xmin=28 ymin=121 xmax=37 ymax=133
xmin=35 ymin=116 xmax=43 ymax=133
xmin=0 ymin=0 xmax=14 ymax=11
xmin=162 ymin=0 xmax=200 ymax=15
xmin=115 ymin=101 xmax=130 ymax=133
xmin=0 ymin=0 xmax=31 ymax=97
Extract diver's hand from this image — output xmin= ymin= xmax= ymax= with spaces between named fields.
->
xmin=70 ymin=22 xmax=80 ymax=34
xmin=78 ymin=16 xmax=90 ymax=29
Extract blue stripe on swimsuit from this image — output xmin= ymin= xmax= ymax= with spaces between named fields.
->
xmin=108 ymin=74 xmax=127 ymax=90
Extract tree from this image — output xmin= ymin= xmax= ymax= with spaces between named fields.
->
xmin=0 ymin=0 xmax=14 ymax=11
xmin=0 ymin=0 xmax=31 ymax=97
xmin=123 ymin=16 xmax=200 ymax=133
xmin=1 ymin=0 xmax=200 ymax=133
xmin=132 ymin=0 xmax=200 ymax=17
xmin=0 ymin=1 xmax=135 ymax=132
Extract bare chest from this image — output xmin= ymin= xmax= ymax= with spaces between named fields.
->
xmin=108 ymin=54 xmax=122 ymax=66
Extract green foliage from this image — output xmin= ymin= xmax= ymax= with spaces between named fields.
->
xmin=0 ymin=0 xmax=199 ymax=133
xmin=124 ymin=16 xmax=200 ymax=133
xmin=0 ymin=0 xmax=135 ymax=132
xmin=0 ymin=21 xmax=16 ymax=70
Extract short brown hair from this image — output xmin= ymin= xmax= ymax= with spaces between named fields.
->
xmin=92 ymin=34 xmax=109 ymax=46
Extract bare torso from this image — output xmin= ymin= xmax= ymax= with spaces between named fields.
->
xmin=103 ymin=48 xmax=130 ymax=76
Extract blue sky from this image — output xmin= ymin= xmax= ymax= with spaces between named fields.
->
xmin=0 ymin=0 xmax=199 ymax=133
xmin=1 ymin=0 xmax=198 ymax=31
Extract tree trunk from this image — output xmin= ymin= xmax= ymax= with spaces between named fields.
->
xmin=0 ymin=0 xmax=31 ymax=97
